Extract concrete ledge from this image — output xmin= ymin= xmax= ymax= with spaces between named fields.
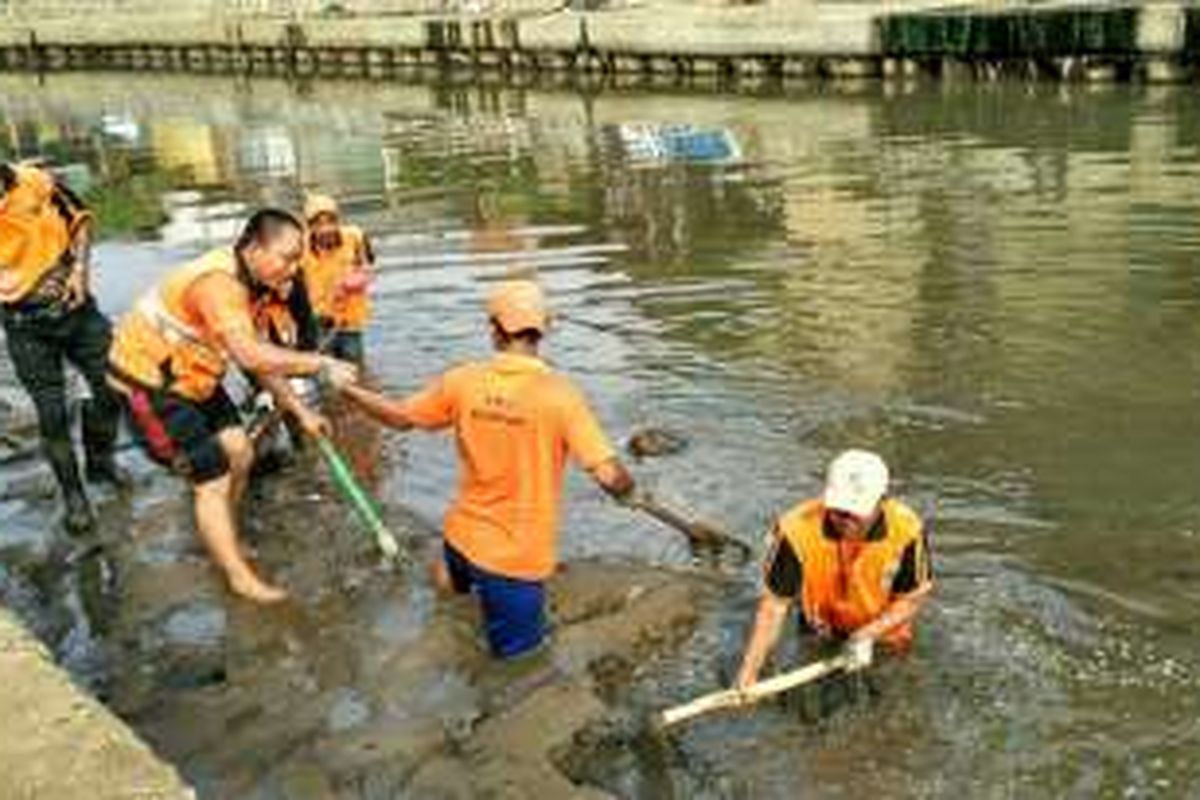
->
xmin=283 ymin=17 xmax=429 ymax=48
xmin=0 ymin=608 xmax=194 ymax=800
xmin=583 ymin=6 xmax=876 ymax=56
xmin=8 ymin=17 xmax=230 ymax=46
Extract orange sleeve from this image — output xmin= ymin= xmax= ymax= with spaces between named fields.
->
xmin=400 ymin=373 xmax=457 ymax=430
xmin=188 ymin=273 xmax=256 ymax=341
xmin=560 ymin=382 xmax=617 ymax=470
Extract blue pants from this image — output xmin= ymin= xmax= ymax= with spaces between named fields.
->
xmin=444 ymin=543 xmax=546 ymax=660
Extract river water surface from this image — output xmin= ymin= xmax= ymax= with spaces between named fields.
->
xmin=0 ymin=73 xmax=1198 ymax=798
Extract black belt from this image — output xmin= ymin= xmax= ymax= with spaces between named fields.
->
xmin=2 ymin=295 xmax=79 ymax=326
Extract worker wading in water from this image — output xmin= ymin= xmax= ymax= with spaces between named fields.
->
xmin=0 ymin=161 xmax=128 ymax=534
xmin=107 ymin=209 xmax=358 ymax=603
xmin=736 ymin=450 xmax=934 ymax=689
xmin=300 ymin=194 xmax=373 ymax=364
xmin=336 ymin=279 xmax=636 ymax=659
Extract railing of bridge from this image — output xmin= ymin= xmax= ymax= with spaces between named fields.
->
xmin=0 ymin=1 xmax=403 ymax=20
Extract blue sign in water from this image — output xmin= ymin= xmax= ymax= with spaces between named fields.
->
xmin=618 ymin=123 xmax=742 ymax=164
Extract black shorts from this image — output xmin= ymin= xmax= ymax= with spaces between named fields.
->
xmin=121 ymin=385 xmax=243 ymax=483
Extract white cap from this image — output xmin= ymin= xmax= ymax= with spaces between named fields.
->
xmin=823 ymin=449 xmax=889 ymax=517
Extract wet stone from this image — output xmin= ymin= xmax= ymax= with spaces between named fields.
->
xmin=326 ymin=687 xmax=372 ymax=733
xmin=161 ymin=603 xmax=227 ymax=648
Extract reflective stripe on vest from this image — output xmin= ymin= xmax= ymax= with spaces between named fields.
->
xmin=135 ymin=289 xmax=207 ymax=346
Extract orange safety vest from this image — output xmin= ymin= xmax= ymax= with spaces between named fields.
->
xmin=0 ymin=165 xmax=91 ymax=304
xmin=109 ymin=248 xmax=255 ymax=402
xmin=777 ymin=498 xmax=927 ymax=648
xmin=300 ymin=224 xmax=370 ymax=331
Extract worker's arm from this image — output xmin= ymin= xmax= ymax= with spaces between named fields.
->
xmin=55 ymin=181 xmax=93 ymax=308
xmin=221 ymin=326 xmax=347 ymax=378
xmin=343 ymin=371 xmax=455 ymax=432
xmin=65 ymin=217 xmax=91 ymax=304
xmin=592 ymin=458 xmax=635 ymax=502
xmin=735 ymin=592 xmax=791 ymax=690
xmin=194 ymin=279 xmax=355 ymax=384
xmin=258 ymin=373 xmax=330 ymax=439
xmin=340 ymin=383 xmax=414 ymax=430
xmin=560 ymin=387 xmax=635 ymax=502
xmin=336 ymin=232 xmax=374 ymax=300
xmin=849 ymin=528 xmax=935 ymax=646
xmin=848 ymin=581 xmax=934 ymax=645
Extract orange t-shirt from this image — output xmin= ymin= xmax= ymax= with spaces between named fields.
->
xmin=402 ymin=353 xmax=616 ymax=580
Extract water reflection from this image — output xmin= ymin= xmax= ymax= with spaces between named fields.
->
xmin=0 ymin=73 xmax=1198 ymax=797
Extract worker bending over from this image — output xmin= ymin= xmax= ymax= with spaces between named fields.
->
xmin=108 ymin=209 xmax=357 ymax=603
xmin=737 ymin=449 xmax=933 ymax=689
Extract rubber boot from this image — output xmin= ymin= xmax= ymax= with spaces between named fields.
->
xmin=45 ymin=438 xmax=94 ymax=535
xmin=81 ymin=397 xmax=132 ymax=490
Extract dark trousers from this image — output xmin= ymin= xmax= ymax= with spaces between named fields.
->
xmin=329 ymin=331 xmax=364 ymax=364
xmin=2 ymin=298 xmax=121 ymax=496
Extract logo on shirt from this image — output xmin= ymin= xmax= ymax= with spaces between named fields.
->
xmin=471 ymin=390 xmax=527 ymax=427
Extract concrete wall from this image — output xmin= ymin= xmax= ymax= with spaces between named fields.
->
xmin=2 ymin=0 xmax=561 ymax=17
xmin=3 ymin=0 xmax=1197 ymax=82
xmin=0 ymin=608 xmax=195 ymax=800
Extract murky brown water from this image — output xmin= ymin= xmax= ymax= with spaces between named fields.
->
xmin=1 ymin=73 xmax=1198 ymax=798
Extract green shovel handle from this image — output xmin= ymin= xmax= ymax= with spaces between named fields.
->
xmin=315 ymin=435 xmax=400 ymax=560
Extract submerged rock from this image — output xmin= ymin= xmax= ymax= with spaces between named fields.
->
xmin=626 ymin=427 xmax=689 ymax=460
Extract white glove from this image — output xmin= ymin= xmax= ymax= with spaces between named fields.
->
xmin=844 ymin=636 xmax=875 ymax=672
xmin=319 ymin=358 xmax=359 ymax=392
xmin=288 ymin=376 xmax=321 ymax=407
xmin=253 ymin=391 xmax=276 ymax=414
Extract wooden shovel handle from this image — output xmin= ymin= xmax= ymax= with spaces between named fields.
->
xmin=631 ymin=492 xmax=752 ymax=557
xmin=659 ymin=653 xmax=853 ymax=728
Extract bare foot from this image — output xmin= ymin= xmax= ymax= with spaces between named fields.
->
xmin=229 ymin=574 xmax=289 ymax=604
xmin=429 ymin=557 xmax=453 ymax=593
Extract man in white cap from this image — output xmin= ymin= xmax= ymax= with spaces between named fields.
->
xmin=735 ymin=449 xmax=933 ymax=689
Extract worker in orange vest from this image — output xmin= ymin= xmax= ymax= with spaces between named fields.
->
xmin=335 ymin=279 xmax=636 ymax=658
xmin=0 ymin=161 xmax=128 ymax=534
xmin=736 ymin=450 xmax=933 ymax=688
xmin=108 ymin=209 xmax=358 ymax=603
xmin=300 ymin=194 xmax=372 ymax=363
